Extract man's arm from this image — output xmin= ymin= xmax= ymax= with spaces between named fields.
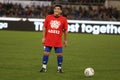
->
xmin=42 ymin=27 xmax=46 ymax=45
xmin=63 ymin=29 xmax=68 ymax=47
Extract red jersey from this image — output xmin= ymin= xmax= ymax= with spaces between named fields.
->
xmin=43 ymin=14 xmax=68 ymax=47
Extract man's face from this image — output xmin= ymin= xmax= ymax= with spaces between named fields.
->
xmin=54 ymin=7 xmax=62 ymax=17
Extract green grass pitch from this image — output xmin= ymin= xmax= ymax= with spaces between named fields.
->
xmin=0 ymin=30 xmax=120 ymax=80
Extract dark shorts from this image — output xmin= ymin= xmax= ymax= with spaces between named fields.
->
xmin=44 ymin=46 xmax=62 ymax=53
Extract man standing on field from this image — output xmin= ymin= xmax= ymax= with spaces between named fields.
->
xmin=40 ymin=5 xmax=68 ymax=73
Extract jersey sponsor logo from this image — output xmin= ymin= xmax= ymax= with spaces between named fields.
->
xmin=48 ymin=29 xmax=60 ymax=34
xmin=50 ymin=20 xmax=61 ymax=29
xmin=48 ymin=20 xmax=61 ymax=34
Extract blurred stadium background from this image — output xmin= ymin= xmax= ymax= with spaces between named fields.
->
xmin=0 ymin=0 xmax=120 ymax=34
xmin=0 ymin=0 xmax=120 ymax=80
xmin=0 ymin=0 xmax=120 ymax=20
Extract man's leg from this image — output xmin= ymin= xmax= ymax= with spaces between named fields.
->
xmin=40 ymin=46 xmax=52 ymax=72
xmin=55 ymin=47 xmax=64 ymax=73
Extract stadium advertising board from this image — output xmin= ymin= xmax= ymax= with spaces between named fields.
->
xmin=0 ymin=17 xmax=120 ymax=35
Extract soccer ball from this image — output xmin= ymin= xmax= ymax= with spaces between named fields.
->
xmin=84 ymin=67 xmax=94 ymax=77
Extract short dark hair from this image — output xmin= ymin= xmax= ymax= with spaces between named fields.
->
xmin=54 ymin=4 xmax=62 ymax=10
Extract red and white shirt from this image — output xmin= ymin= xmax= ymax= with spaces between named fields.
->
xmin=43 ymin=14 xmax=68 ymax=47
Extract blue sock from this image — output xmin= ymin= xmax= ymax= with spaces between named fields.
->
xmin=42 ymin=55 xmax=49 ymax=65
xmin=57 ymin=56 xmax=63 ymax=67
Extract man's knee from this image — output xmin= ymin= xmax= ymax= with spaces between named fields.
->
xmin=44 ymin=52 xmax=49 ymax=56
xmin=56 ymin=53 xmax=62 ymax=57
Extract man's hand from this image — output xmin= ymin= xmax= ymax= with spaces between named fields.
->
xmin=42 ymin=38 xmax=45 ymax=45
xmin=64 ymin=40 xmax=67 ymax=47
